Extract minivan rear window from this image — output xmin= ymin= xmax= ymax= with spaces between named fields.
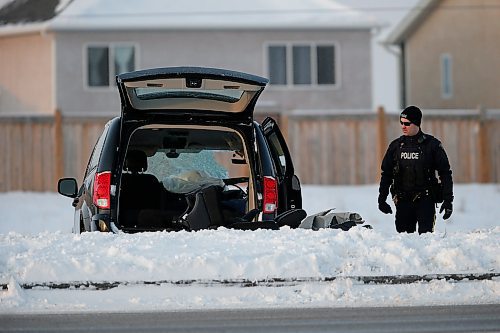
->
xmin=123 ymin=78 xmax=261 ymax=112
xmin=134 ymin=88 xmax=243 ymax=103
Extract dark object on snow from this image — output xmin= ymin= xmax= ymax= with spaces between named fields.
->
xmin=275 ymin=208 xmax=307 ymax=228
xmin=299 ymin=209 xmax=368 ymax=231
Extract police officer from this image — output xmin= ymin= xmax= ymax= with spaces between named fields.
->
xmin=378 ymin=106 xmax=453 ymax=233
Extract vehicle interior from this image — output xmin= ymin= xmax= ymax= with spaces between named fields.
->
xmin=118 ymin=125 xmax=255 ymax=231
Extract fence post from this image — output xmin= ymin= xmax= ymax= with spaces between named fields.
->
xmin=477 ymin=106 xmax=490 ymax=183
xmin=54 ymin=109 xmax=63 ymax=187
xmin=376 ymin=106 xmax=387 ymax=180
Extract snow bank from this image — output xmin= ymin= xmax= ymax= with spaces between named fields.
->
xmin=0 ymin=184 xmax=498 ymax=313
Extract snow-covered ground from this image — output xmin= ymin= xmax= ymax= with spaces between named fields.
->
xmin=0 ymin=184 xmax=498 ymax=313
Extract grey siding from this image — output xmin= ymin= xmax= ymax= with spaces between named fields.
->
xmin=55 ymin=29 xmax=372 ymax=115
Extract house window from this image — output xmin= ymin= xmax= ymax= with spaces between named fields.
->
xmin=268 ymin=46 xmax=287 ymax=85
xmin=293 ymin=46 xmax=311 ymax=85
xmin=317 ymin=46 xmax=335 ymax=84
xmin=87 ymin=44 xmax=136 ymax=87
xmin=267 ymin=43 xmax=337 ymax=87
xmin=441 ymin=54 xmax=453 ymax=99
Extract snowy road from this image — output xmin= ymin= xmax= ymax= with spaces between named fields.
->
xmin=1 ymin=305 xmax=499 ymax=333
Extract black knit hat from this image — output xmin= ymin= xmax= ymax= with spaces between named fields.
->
xmin=400 ymin=106 xmax=422 ymax=127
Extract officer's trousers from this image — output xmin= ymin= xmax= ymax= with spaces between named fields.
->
xmin=395 ymin=196 xmax=436 ymax=234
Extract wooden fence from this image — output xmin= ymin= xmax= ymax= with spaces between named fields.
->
xmin=0 ymin=108 xmax=499 ymax=192
xmin=0 ymin=112 xmax=110 ymax=192
xmin=285 ymin=107 xmax=500 ymax=185
xmin=0 ymin=114 xmax=56 ymax=192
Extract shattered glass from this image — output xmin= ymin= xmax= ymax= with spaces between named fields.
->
xmin=147 ymin=150 xmax=229 ymax=193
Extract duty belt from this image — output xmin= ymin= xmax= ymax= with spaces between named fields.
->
xmin=395 ymin=189 xmax=431 ymax=202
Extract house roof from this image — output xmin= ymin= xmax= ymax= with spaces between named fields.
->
xmin=0 ymin=0 xmax=61 ymax=24
xmin=384 ymin=0 xmax=439 ymax=45
xmin=0 ymin=0 xmax=380 ymax=35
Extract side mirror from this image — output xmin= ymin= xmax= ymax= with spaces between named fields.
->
xmin=58 ymin=178 xmax=78 ymax=198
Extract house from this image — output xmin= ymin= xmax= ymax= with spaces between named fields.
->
xmin=0 ymin=0 xmax=379 ymax=116
xmin=385 ymin=0 xmax=500 ymax=109
xmin=0 ymin=0 xmax=385 ymax=191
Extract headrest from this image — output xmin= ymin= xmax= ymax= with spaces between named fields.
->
xmin=125 ymin=150 xmax=147 ymax=173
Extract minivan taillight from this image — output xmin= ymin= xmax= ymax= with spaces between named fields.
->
xmin=93 ymin=171 xmax=111 ymax=209
xmin=263 ymin=176 xmax=278 ymax=214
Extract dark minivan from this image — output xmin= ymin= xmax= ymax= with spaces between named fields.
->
xmin=58 ymin=67 xmax=303 ymax=233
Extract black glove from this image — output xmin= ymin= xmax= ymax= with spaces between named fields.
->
xmin=378 ymin=195 xmax=393 ymax=214
xmin=439 ymin=201 xmax=453 ymax=220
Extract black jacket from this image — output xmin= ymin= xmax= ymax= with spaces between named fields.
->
xmin=379 ymin=130 xmax=453 ymax=203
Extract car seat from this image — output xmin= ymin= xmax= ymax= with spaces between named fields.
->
xmin=182 ymin=185 xmax=224 ymax=231
xmin=119 ymin=150 xmax=163 ymax=228
xmin=182 ymin=185 xmax=261 ymax=231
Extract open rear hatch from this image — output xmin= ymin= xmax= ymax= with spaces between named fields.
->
xmin=117 ymin=67 xmax=268 ymax=124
